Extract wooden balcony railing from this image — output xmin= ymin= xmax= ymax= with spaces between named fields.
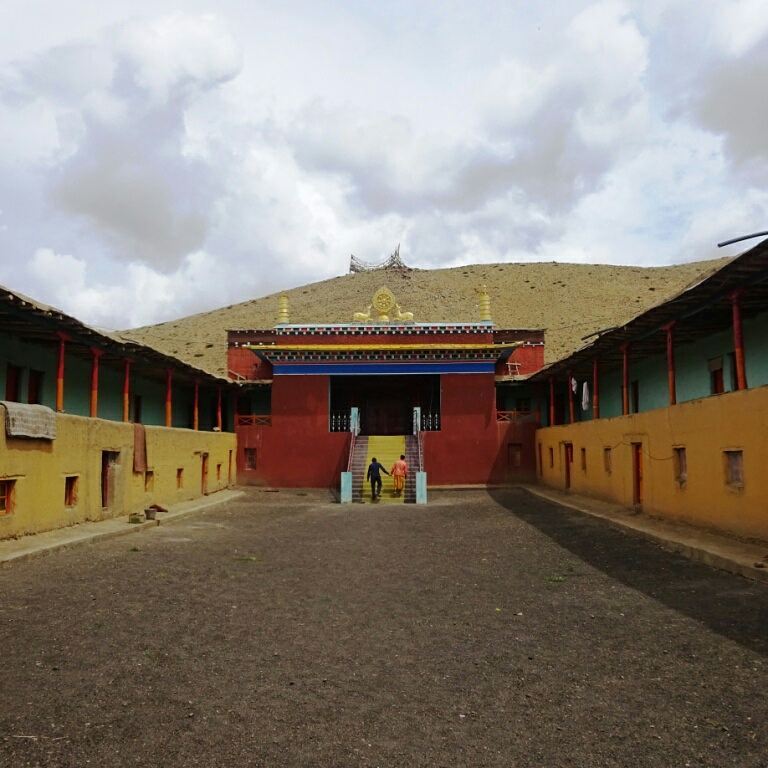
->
xmin=236 ymin=414 xmax=271 ymax=426
xmin=496 ymin=409 xmax=539 ymax=423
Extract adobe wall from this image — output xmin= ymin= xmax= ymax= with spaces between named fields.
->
xmin=0 ymin=410 xmax=236 ymax=540
xmin=236 ymin=375 xmax=349 ymax=487
xmin=535 ymin=386 xmax=768 ymax=541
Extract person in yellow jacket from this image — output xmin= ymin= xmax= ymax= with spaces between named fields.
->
xmin=390 ymin=454 xmax=408 ymax=497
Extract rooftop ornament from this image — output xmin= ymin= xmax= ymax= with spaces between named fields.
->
xmin=277 ymin=294 xmax=290 ymax=324
xmin=349 ymin=244 xmax=409 ymax=273
xmin=477 ymin=285 xmax=492 ymax=322
xmin=353 ymin=287 xmax=414 ymax=323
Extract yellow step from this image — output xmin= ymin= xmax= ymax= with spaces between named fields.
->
xmin=361 ymin=435 xmax=406 ymax=504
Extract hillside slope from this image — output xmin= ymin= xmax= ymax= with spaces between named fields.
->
xmin=123 ymin=259 xmax=728 ymax=377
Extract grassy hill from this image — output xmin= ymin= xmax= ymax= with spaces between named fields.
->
xmin=123 ymin=259 xmax=728 ymax=377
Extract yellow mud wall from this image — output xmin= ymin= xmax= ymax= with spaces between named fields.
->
xmin=535 ymin=386 xmax=768 ymax=541
xmin=0 ymin=410 xmax=236 ymax=539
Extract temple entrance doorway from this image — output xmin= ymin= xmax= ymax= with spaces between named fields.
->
xmin=330 ymin=375 xmax=440 ymax=435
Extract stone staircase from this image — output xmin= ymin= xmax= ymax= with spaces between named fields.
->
xmin=347 ymin=434 xmax=421 ymax=504
xmin=348 ymin=435 xmax=369 ymax=503
xmin=404 ymin=435 xmax=419 ymax=503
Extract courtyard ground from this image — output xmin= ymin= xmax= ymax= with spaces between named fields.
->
xmin=1 ymin=488 xmax=766 ymax=767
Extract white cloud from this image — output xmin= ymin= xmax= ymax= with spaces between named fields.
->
xmin=0 ymin=2 xmax=766 ymax=329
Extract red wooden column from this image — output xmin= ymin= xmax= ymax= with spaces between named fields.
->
xmin=730 ymin=290 xmax=748 ymax=390
xmin=165 ymin=369 xmax=173 ymax=428
xmin=592 ymin=358 xmax=600 ymax=419
xmin=55 ymin=332 xmax=68 ymax=412
xmin=548 ymin=376 xmax=556 ymax=426
xmin=193 ymin=380 xmax=200 ymax=431
xmin=620 ymin=343 xmax=630 ymax=416
xmin=122 ymin=359 xmax=131 ymax=422
xmin=216 ymin=386 xmax=223 ymax=431
xmin=567 ymin=370 xmax=575 ymax=423
xmin=89 ymin=348 xmax=103 ymax=418
xmin=663 ymin=321 xmax=677 ymax=405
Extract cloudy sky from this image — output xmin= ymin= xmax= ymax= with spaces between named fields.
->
xmin=0 ymin=1 xmax=766 ymax=329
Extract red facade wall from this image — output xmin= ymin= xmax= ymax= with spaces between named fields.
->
xmin=228 ymin=347 xmax=272 ymax=381
xmin=422 ymin=374 xmax=538 ymax=485
xmin=237 ymin=373 xmax=539 ymax=488
xmin=236 ymin=375 xmax=348 ymax=487
xmin=511 ymin=344 xmax=545 ymax=375
xmin=495 ymin=344 xmax=545 ymax=376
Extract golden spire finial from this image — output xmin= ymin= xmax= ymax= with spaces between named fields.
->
xmin=477 ymin=285 xmax=492 ymax=322
xmin=277 ymin=294 xmax=290 ymax=324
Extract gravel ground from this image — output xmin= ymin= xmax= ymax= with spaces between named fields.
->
xmin=1 ymin=488 xmax=766 ymax=767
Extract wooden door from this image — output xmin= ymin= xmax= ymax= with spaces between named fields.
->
xmin=564 ymin=443 xmax=573 ymax=489
xmin=201 ymin=452 xmax=209 ymax=495
xmin=632 ymin=443 xmax=643 ymax=506
xmin=101 ymin=451 xmax=119 ymax=508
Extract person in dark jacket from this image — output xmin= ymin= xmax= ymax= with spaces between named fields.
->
xmin=366 ymin=457 xmax=389 ymax=500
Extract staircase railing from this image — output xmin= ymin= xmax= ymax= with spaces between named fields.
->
xmin=417 ymin=429 xmax=425 ymax=472
xmin=347 ymin=431 xmax=357 ymax=472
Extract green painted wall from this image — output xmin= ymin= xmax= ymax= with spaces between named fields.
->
xmin=744 ymin=312 xmax=768 ymax=388
xmin=0 ymin=333 xmax=58 ymax=408
xmin=1 ymin=331 xmax=232 ymax=430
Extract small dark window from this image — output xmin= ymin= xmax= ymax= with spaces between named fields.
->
xmin=0 ymin=479 xmax=16 ymax=515
xmin=603 ymin=447 xmax=612 ymax=474
xmin=548 ymin=446 xmax=554 ymax=468
xmin=176 ymin=468 xmax=184 ymax=489
xmin=580 ymin=448 xmax=587 ymax=472
xmin=630 ymin=380 xmax=640 ymax=414
xmin=507 ymin=443 xmax=522 ymax=468
xmin=673 ymin=447 xmax=687 ymax=487
xmin=5 ymin=364 xmax=22 ymax=402
xmin=144 ymin=470 xmax=154 ymax=492
xmin=28 ymin=370 xmax=44 ymax=405
xmin=724 ymin=450 xmax=744 ymax=488
xmin=709 ymin=357 xmax=725 ymax=395
xmin=64 ymin=476 xmax=78 ymax=507
xmin=216 ymin=463 xmax=222 ymax=480
xmin=132 ymin=395 xmax=143 ymax=424
xmin=245 ymin=447 xmax=257 ymax=470
xmin=728 ymin=352 xmax=738 ymax=391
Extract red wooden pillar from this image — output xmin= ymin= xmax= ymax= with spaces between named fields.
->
xmin=216 ymin=387 xmax=223 ymax=431
xmin=122 ymin=359 xmax=131 ymax=422
xmin=548 ymin=376 xmax=556 ymax=426
xmin=621 ymin=343 xmax=630 ymax=416
xmin=730 ymin=290 xmax=748 ymax=390
xmin=592 ymin=358 xmax=600 ymax=419
xmin=193 ymin=380 xmax=200 ymax=431
xmin=567 ymin=370 xmax=575 ymax=424
xmin=90 ymin=348 xmax=103 ymax=418
xmin=165 ymin=369 xmax=173 ymax=428
xmin=55 ymin=332 xmax=68 ymax=412
xmin=663 ymin=321 xmax=677 ymax=405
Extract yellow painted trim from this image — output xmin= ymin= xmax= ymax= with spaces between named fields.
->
xmin=244 ymin=342 xmax=521 ymax=352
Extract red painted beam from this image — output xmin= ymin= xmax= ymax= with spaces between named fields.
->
xmin=90 ymin=348 xmax=103 ymax=418
xmin=55 ymin=332 xmax=68 ymax=412
xmin=548 ymin=376 xmax=556 ymax=426
xmin=620 ymin=343 xmax=630 ymax=416
xmin=592 ymin=358 xmax=600 ymax=419
xmin=730 ymin=290 xmax=748 ymax=390
xmin=165 ymin=369 xmax=173 ymax=428
xmin=193 ymin=380 xmax=200 ymax=431
xmin=662 ymin=321 xmax=676 ymax=405
xmin=122 ymin=359 xmax=131 ymax=422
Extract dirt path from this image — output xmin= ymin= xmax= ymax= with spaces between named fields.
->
xmin=1 ymin=488 xmax=766 ymax=767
